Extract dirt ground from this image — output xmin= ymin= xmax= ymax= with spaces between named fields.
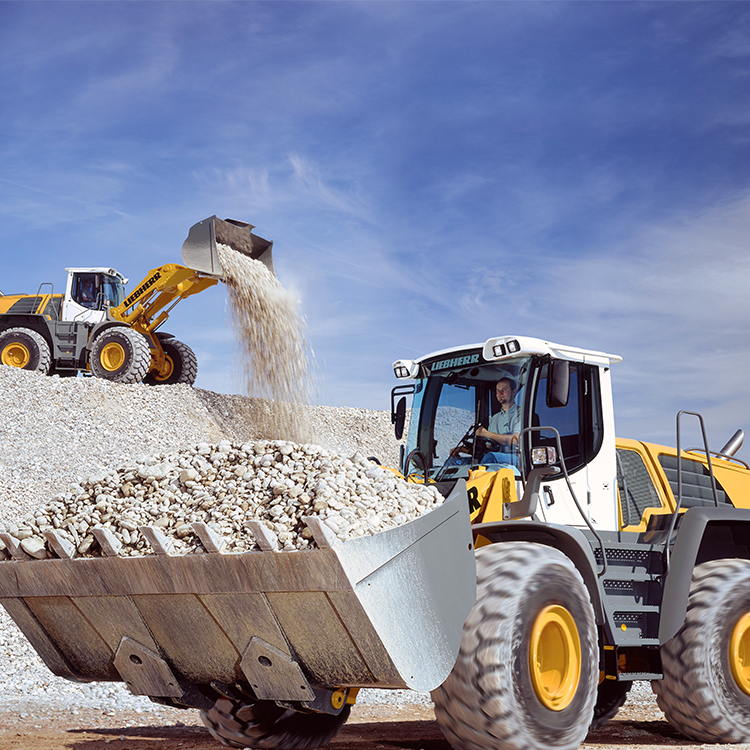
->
xmin=1 ymin=699 xmax=747 ymax=750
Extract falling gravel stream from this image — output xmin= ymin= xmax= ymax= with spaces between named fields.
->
xmin=217 ymin=242 xmax=316 ymax=442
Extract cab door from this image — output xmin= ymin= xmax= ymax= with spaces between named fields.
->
xmin=525 ymin=359 xmax=612 ymax=528
xmin=62 ymin=272 xmax=107 ymax=324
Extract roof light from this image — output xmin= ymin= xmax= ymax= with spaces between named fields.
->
xmin=393 ymin=359 xmax=419 ymax=379
xmin=484 ymin=336 xmax=528 ymax=361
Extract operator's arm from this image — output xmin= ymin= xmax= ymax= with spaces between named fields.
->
xmin=476 ymin=426 xmax=518 ymax=446
xmin=476 ymin=406 xmax=521 ymax=446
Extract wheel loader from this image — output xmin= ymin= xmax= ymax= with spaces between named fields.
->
xmin=3 ymin=326 xmax=750 ymax=750
xmin=0 ymin=216 xmax=273 ymax=385
xmin=391 ymin=335 xmax=750 ymax=748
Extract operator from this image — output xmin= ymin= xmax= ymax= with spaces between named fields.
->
xmin=79 ymin=277 xmax=98 ymax=309
xmin=477 ymin=377 xmax=521 ymax=465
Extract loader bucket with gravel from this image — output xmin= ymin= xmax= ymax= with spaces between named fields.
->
xmin=181 ymin=216 xmax=275 ymax=279
xmin=0 ymin=484 xmax=474 ymax=717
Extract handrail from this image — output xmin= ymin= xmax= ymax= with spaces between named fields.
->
xmin=34 ymin=282 xmax=56 ymax=319
xmin=663 ymin=411 xmax=719 ymax=573
xmin=684 ymin=447 xmax=749 ymax=471
xmin=521 ymin=425 xmax=608 ymax=577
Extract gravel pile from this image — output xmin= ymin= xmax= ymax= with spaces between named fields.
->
xmin=0 ymin=365 xmax=401 ymax=529
xmin=3 ymin=439 xmax=441 ymax=559
xmin=0 ymin=364 xmax=415 ymax=713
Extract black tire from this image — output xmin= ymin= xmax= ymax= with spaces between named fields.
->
xmin=89 ymin=328 xmax=151 ymax=384
xmin=653 ymin=558 xmax=750 ymax=743
xmin=432 ymin=542 xmax=598 ymax=750
xmin=144 ymin=339 xmax=198 ymax=386
xmin=201 ymin=697 xmax=351 ymax=749
xmin=0 ymin=327 xmax=51 ymax=374
xmin=589 ymin=680 xmax=631 ymax=730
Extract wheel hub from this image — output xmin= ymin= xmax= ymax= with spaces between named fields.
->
xmin=153 ymin=354 xmax=175 ymax=382
xmin=1 ymin=342 xmax=30 ymax=368
xmin=529 ymin=604 xmax=582 ymax=711
xmin=730 ymin=612 xmax=750 ymax=695
xmin=100 ymin=342 xmax=126 ymax=372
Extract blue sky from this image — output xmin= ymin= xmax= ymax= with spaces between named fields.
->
xmin=2 ymin=1 xmax=750 ymax=457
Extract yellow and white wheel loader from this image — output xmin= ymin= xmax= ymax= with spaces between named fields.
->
xmin=391 ymin=335 xmax=750 ymax=749
xmin=0 ymin=216 xmax=273 ymax=385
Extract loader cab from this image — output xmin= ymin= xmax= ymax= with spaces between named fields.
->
xmin=393 ymin=336 xmax=621 ymax=529
xmin=62 ymin=268 xmax=128 ymax=324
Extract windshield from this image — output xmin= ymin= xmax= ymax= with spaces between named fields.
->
xmin=403 ymin=355 xmax=532 ymax=480
xmin=101 ymin=274 xmax=126 ymax=307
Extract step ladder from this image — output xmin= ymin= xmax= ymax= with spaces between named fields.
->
xmin=592 ymin=539 xmax=664 ymax=681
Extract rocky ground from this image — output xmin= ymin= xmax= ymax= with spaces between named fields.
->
xmin=0 ymin=366 xmax=739 ymax=749
xmin=0 ymin=687 xmax=733 ymax=750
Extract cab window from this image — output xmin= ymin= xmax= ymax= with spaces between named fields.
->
xmin=100 ymin=274 xmax=125 ymax=307
xmin=433 ymin=381 xmax=478 ymax=466
xmin=72 ymin=274 xmax=100 ymax=310
xmin=529 ymin=362 xmax=603 ymax=475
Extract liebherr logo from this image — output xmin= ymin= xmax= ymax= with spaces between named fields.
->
xmin=431 ymin=353 xmax=480 ymax=371
xmin=123 ymin=271 xmax=162 ymax=309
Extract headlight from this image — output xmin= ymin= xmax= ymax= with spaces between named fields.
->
xmin=393 ymin=360 xmax=419 ymax=379
xmin=531 ymin=447 xmax=557 ymax=466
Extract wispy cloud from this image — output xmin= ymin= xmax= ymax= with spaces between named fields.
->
xmin=2 ymin=0 xmax=750 ymax=458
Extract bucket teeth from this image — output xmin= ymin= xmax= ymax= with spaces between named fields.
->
xmin=139 ymin=526 xmax=174 ymax=555
xmin=303 ymin=517 xmax=338 ymax=549
xmin=92 ymin=527 xmax=123 ymax=557
xmin=246 ymin=520 xmax=278 ymax=551
xmin=191 ymin=522 xmax=227 ymax=553
xmin=44 ymin=530 xmax=76 ymax=559
xmin=0 ymin=532 xmax=32 ymax=560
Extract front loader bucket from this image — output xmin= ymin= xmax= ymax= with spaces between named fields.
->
xmin=181 ymin=216 xmax=274 ymax=279
xmin=0 ymin=484 xmax=476 ymax=703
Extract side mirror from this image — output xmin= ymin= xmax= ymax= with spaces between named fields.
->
xmin=391 ymin=385 xmax=413 ymax=439
xmin=546 ymin=360 xmax=570 ymax=408
xmin=394 ymin=397 xmax=406 ymax=440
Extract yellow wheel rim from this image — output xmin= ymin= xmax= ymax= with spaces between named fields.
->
xmin=1 ymin=342 xmax=31 ymax=368
xmin=730 ymin=612 xmax=750 ymax=695
xmin=152 ymin=354 xmax=175 ymax=382
xmin=100 ymin=342 xmax=126 ymax=372
xmin=529 ymin=604 xmax=582 ymax=711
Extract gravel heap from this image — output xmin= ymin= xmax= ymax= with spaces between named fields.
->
xmin=0 ymin=365 xmax=401 ymax=530
xmin=3 ymin=439 xmax=441 ymax=560
xmin=0 ymin=364 xmax=417 ymax=713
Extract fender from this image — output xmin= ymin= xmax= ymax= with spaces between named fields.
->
xmin=87 ymin=321 xmax=130 ymax=348
xmin=0 ymin=313 xmax=54 ymax=348
xmin=471 ymin=520 xmax=606 ymax=628
xmin=659 ymin=506 xmax=750 ymax=644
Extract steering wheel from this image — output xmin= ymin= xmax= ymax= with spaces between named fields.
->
xmin=476 ymin=436 xmax=503 ymax=455
xmin=450 ymin=423 xmax=481 ymax=457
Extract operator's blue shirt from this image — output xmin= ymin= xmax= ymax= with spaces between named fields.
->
xmin=488 ymin=403 xmax=521 ymax=452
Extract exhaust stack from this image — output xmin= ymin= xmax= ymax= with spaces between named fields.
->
xmin=719 ymin=429 xmax=744 ymax=458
